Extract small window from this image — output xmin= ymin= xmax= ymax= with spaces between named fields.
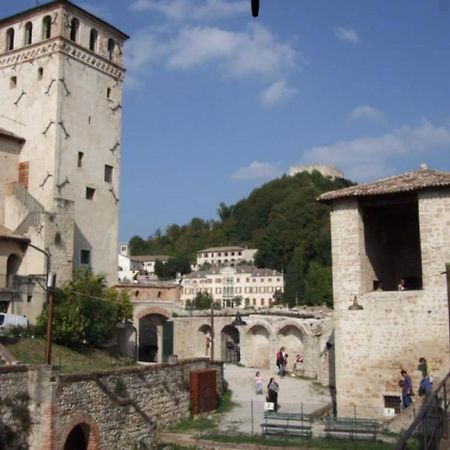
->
xmin=77 ymin=152 xmax=84 ymax=168
xmin=89 ymin=29 xmax=98 ymax=51
xmin=10 ymin=76 xmax=17 ymax=88
xmin=6 ymin=28 xmax=14 ymax=51
xmin=42 ymin=16 xmax=51 ymax=40
xmin=37 ymin=67 xmax=43 ymax=80
xmin=70 ymin=18 xmax=79 ymax=42
xmin=104 ymin=165 xmax=113 ymax=183
xmin=384 ymin=395 xmax=401 ymax=414
xmin=106 ymin=87 xmax=111 ymax=98
xmin=24 ymin=22 xmax=33 ymax=45
xmin=86 ymin=187 xmax=95 ymax=200
xmin=80 ymin=249 xmax=91 ymax=265
xmin=107 ymin=38 xmax=115 ymax=61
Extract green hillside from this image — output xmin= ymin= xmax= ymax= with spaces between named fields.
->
xmin=129 ymin=171 xmax=354 ymax=307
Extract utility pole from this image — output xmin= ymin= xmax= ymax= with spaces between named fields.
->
xmin=44 ymin=272 xmax=56 ymax=365
xmin=447 ymin=263 xmax=450 ymax=355
xmin=210 ymin=303 xmax=215 ymax=361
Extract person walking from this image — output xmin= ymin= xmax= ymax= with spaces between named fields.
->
xmin=276 ymin=347 xmax=285 ymax=376
xmin=267 ymin=377 xmax=279 ymax=412
xmin=418 ymin=357 xmax=433 ymax=395
xmin=400 ymin=369 xmax=413 ymax=409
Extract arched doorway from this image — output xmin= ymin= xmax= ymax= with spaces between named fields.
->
xmin=138 ymin=314 xmax=167 ymax=362
xmin=221 ymin=325 xmax=240 ymax=362
xmin=276 ymin=324 xmax=304 ymax=370
xmin=198 ymin=324 xmax=212 ymax=357
xmin=6 ymin=254 xmax=21 ymax=287
xmin=64 ymin=424 xmax=89 ymax=450
xmin=245 ymin=324 xmax=271 ymax=368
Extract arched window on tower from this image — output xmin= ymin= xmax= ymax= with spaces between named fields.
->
xmin=24 ymin=22 xmax=33 ymax=45
xmin=89 ymin=28 xmax=98 ymax=52
xmin=70 ymin=18 xmax=79 ymax=42
xmin=6 ymin=28 xmax=14 ymax=51
xmin=107 ymin=38 xmax=115 ymax=61
xmin=42 ymin=16 xmax=51 ymax=40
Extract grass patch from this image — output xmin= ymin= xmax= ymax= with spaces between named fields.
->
xmin=169 ymin=390 xmax=238 ymax=434
xmin=201 ymin=434 xmax=397 ymax=449
xmin=2 ymin=337 xmax=136 ymax=373
xmin=216 ymin=390 xmax=238 ymax=414
xmin=169 ymin=416 xmax=216 ymax=433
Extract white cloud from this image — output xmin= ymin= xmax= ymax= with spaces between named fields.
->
xmin=259 ymin=80 xmax=299 ymax=106
xmin=126 ymin=23 xmax=298 ymax=80
xmin=231 ymin=161 xmax=283 ymax=180
xmin=334 ymin=26 xmax=359 ymax=43
xmin=130 ymin=0 xmax=247 ymax=21
xmin=301 ymin=120 xmax=450 ymax=181
xmin=167 ymin=24 xmax=297 ymax=78
xmin=350 ymin=105 xmax=383 ymax=121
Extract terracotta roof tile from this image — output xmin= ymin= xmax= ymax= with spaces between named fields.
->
xmin=318 ymin=168 xmax=450 ymax=202
xmin=0 ymin=127 xmax=25 ymax=143
xmin=0 ymin=225 xmax=29 ymax=242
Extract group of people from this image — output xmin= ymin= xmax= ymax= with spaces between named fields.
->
xmin=400 ymin=357 xmax=433 ymax=409
xmin=255 ymin=371 xmax=280 ymax=411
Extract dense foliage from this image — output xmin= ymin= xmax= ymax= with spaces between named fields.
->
xmin=129 ymin=171 xmax=353 ymax=307
xmin=37 ymin=269 xmax=133 ymax=348
xmin=154 ymin=257 xmax=191 ymax=279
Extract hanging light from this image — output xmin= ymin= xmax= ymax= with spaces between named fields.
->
xmin=348 ymin=296 xmax=363 ymax=310
xmin=251 ymin=0 xmax=259 ymax=17
xmin=231 ymin=312 xmax=247 ymax=326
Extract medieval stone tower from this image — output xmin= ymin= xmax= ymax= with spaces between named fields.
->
xmin=0 ymin=1 xmax=128 ymax=320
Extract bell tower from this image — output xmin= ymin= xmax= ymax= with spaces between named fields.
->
xmin=0 ymin=1 xmax=128 ymax=318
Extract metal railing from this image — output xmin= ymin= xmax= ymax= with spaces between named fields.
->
xmin=396 ymin=371 xmax=450 ymax=450
xmin=10 ymin=182 xmax=45 ymax=235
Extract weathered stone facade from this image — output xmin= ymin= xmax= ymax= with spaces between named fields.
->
xmin=0 ymin=359 xmax=224 ymax=450
xmin=319 ymin=169 xmax=450 ymax=418
xmin=0 ymin=1 xmax=128 ymax=322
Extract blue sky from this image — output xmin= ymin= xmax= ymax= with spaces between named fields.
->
xmin=5 ymin=1 xmax=450 ymax=241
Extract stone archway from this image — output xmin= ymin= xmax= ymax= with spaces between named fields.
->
xmin=275 ymin=323 xmax=305 ymax=371
xmin=221 ymin=325 xmax=240 ymax=363
xmin=138 ymin=314 xmax=168 ymax=362
xmin=6 ymin=253 xmax=21 ymax=287
xmin=61 ymin=415 xmax=100 ymax=450
xmin=245 ymin=323 xmax=271 ymax=368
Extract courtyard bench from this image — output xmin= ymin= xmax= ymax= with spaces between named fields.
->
xmin=324 ymin=416 xmax=381 ymax=440
xmin=261 ymin=411 xmax=313 ymax=438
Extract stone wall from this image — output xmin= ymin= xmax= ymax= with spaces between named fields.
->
xmin=0 ymin=365 xmax=31 ymax=450
xmin=0 ymin=359 xmax=224 ymax=450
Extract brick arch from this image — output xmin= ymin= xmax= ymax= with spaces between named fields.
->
xmin=273 ymin=320 xmax=310 ymax=337
xmin=136 ymin=306 xmax=171 ymax=320
xmin=60 ymin=413 xmax=101 ymax=450
xmin=246 ymin=319 xmax=273 ymax=335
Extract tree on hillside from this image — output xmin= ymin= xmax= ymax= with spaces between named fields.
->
xmin=37 ymin=269 xmax=132 ymax=348
xmin=154 ymin=257 xmax=191 ymax=280
xmin=304 ymin=261 xmax=332 ymax=306
xmin=283 ymin=245 xmax=307 ymax=307
xmin=192 ymin=292 xmax=213 ymax=310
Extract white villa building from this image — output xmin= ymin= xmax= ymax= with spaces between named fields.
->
xmin=180 ymin=265 xmax=284 ymax=309
xmin=196 ymin=246 xmax=257 ymax=268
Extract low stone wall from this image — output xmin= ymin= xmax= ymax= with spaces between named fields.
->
xmin=0 ymin=365 xmax=31 ymax=450
xmin=0 ymin=359 xmax=224 ymax=450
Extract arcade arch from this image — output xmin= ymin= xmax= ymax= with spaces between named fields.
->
xmin=245 ymin=323 xmax=271 ymax=368
xmin=221 ymin=325 xmax=240 ymax=362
